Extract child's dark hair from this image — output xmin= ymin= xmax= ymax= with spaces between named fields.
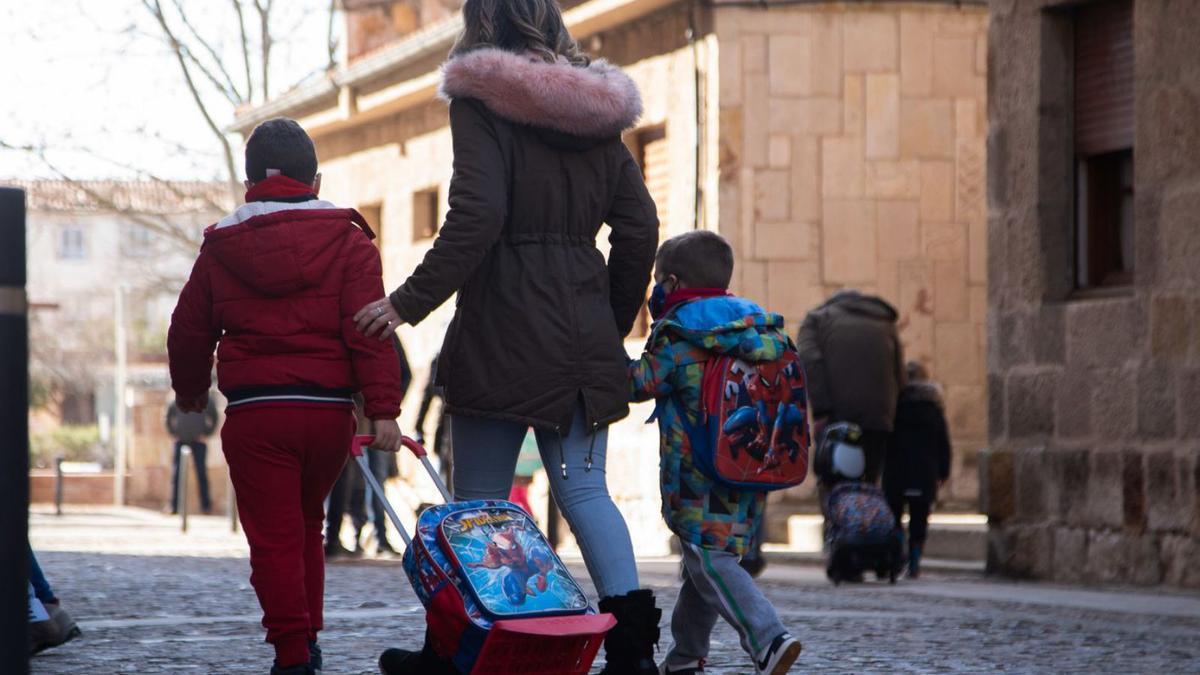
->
xmin=244 ymin=118 xmax=318 ymax=185
xmin=656 ymin=230 xmax=735 ymax=288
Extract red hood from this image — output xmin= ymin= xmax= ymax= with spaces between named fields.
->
xmin=203 ymin=203 xmax=373 ymax=297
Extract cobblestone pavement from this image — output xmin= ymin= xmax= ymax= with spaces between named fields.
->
xmin=28 ymin=508 xmax=1200 ymax=674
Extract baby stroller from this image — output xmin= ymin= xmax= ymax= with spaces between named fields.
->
xmin=814 ymin=423 xmax=905 ymax=584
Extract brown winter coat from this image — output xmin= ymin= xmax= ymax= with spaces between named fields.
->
xmin=797 ymin=290 xmax=904 ymax=432
xmin=388 ymin=48 xmax=659 ymax=432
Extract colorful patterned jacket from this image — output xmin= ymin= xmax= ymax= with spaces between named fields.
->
xmin=629 ymin=295 xmax=792 ymax=555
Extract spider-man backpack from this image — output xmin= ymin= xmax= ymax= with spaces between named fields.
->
xmin=681 ymin=343 xmax=811 ymax=491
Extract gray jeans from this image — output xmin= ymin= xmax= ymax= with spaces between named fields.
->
xmin=665 ymin=541 xmax=787 ymax=666
xmin=450 ymin=405 xmax=640 ymax=599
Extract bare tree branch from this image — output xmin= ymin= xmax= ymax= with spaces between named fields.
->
xmin=252 ymin=0 xmax=273 ymax=101
xmin=4 ymin=136 xmax=212 ymax=252
xmin=142 ymin=0 xmax=241 ymax=202
xmin=168 ymin=0 xmax=247 ymax=103
xmin=178 ymin=43 xmax=244 ymax=107
xmin=231 ymin=0 xmax=254 ymax=102
xmin=326 ymin=0 xmax=338 ymax=71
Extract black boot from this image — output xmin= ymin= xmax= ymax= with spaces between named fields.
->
xmin=598 ymin=589 xmax=661 ymax=675
xmin=378 ymin=630 xmax=456 ymax=675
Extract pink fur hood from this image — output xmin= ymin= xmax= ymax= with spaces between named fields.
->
xmin=439 ymin=48 xmax=643 ymax=139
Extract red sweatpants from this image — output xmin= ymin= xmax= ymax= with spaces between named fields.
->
xmin=221 ymin=405 xmax=355 ymax=667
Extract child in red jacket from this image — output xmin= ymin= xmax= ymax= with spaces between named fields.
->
xmin=168 ymin=118 xmax=404 ymax=675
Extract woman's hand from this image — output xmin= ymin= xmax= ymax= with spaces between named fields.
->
xmin=354 ymin=298 xmax=403 ymax=340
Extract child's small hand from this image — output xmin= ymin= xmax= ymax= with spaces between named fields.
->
xmin=373 ymin=418 xmax=403 ymax=453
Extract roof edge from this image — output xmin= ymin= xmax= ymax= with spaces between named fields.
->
xmin=228 ymin=0 xmax=685 ymax=136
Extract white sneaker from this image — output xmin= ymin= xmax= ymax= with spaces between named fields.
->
xmin=659 ymin=659 xmax=705 ymax=674
xmin=755 ymin=633 xmax=802 ymax=675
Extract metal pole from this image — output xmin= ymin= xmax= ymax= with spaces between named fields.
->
xmin=0 ymin=186 xmax=30 ymax=674
xmin=178 ymin=446 xmax=191 ymax=533
xmin=113 ymin=284 xmax=127 ymax=507
xmin=55 ymin=457 xmax=64 ymax=516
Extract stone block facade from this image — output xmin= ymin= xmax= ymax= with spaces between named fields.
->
xmin=985 ymin=0 xmax=1200 ymax=587
xmin=714 ymin=2 xmax=989 ymax=507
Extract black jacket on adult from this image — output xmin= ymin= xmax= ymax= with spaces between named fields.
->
xmin=797 ymin=290 xmax=904 ymax=432
xmin=883 ymin=381 xmax=952 ymax=502
xmin=387 ymin=48 xmax=658 ymax=433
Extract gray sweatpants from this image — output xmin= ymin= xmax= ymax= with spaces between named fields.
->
xmin=665 ymin=540 xmax=788 ymax=667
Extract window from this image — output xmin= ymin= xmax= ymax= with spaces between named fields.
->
xmin=412 ymin=188 xmax=439 ymax=242
xmin=625 ymin=126 xmax=669 ymax=338
xmin=359 ymin=203 xmax=383 ymax=250
xmin=123 ymin=224 xmax=153 ymax=258
xmin=1074 ymin=0 xmax=1134 ymax=289
xmin=57 ymin=226 xmax=86 ymax=260
xmin=637 ymin=126 xmax=670 ymax=234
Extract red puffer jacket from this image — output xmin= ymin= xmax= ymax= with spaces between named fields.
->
xmin=167 ymin=178 xmax=403 ymax=420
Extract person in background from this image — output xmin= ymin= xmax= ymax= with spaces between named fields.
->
xmin=412 ymin=351 xmax=451 ymax=487
xmin=324 ymin=446 xmax=366 ymax=559
xmin=165 ymin=392 xmax=218 ymax=514
xmin=28 ymin=547 xmax=81 ymax=655
xmin=508 ymin=428 xmax=542 ymax=518
xmin=884 ymin=361 xmax=952 ymax=579
xmin=796 ymin=290 xmax=904 ymax=485
xmin=328 ymin=335 xmax=412 ymax=558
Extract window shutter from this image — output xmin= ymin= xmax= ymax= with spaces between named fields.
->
xmin=1074 ymin=0 xmax=1134 ymax=157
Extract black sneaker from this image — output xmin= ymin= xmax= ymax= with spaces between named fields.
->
xmin=309 ymin=640 xmax=322 ymax=674
xmin=755 ymin=633 xmax=801 ymax=675
xmin=269 ymin=663 xmax=314 ymax=675
xmin=324 ymin=542 xmax=360 ymax=560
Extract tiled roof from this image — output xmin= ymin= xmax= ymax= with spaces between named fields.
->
xmin=0 ymin=179 xmax=231 ymax=214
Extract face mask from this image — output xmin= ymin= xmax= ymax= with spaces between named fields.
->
xmin=648 ymin=282 xmax=669 ymax=320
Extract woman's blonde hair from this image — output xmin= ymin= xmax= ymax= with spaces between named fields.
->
xmin=451 ymin=0 xmax=589 ymax=66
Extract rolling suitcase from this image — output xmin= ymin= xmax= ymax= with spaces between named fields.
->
xmin=349 ymin=434 xmax=615 ymax=674
xmin=824 ymin=481 xmax=905 ymax=584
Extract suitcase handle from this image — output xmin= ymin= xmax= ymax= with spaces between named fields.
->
xmin=349 ymin=434 xmax=454 ymax=551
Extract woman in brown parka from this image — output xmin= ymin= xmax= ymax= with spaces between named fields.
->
xmin=354 ymin=1 xmax=661 ymax=672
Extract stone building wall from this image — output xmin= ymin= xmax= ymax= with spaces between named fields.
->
xmin=984 ymin=0 xmax=1200 ymax=587
xmin=713 ymin=2 xmax=989 ymax=507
